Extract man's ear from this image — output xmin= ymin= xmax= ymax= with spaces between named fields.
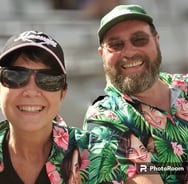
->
xmin=155 ymin=33 xmax=160 ymax=47
xmin=98 ymin=46 xmax=103 ymax=56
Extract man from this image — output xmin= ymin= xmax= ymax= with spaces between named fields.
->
xmin=83 ymin=5 xmax=188 ymax=184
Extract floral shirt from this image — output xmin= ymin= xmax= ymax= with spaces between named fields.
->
xmin=0 ymin=115 xmax=91 ymax=184
xmin=83 ymin=72 xmax=188 ymax=184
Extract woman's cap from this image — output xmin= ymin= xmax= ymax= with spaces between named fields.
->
xmin=0 ymin=30 xmax=66 ymax=74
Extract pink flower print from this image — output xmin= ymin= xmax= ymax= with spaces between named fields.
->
xmin=173 ymin=79 xmax=187 ymax=92
xmin=46 ymin=162 xmax=62 ymax=184
xmin=87 ymin=107 xmax=99 ymax=119
xmin=121 ymin=93 xmax=132 ymax=102
xmin=80 ymin=149 xmax=90 ymax=170
xmin=104 ymin=110 xmax=118 ymax=120
xmin=0 ymin=162 xmax=4 ymax=172
xmin=53 ymin=126 xmax=69 ymax=150
xmin=126 ymin=164 xmax=137 ymax=178
xmin=175 ymin=98 xmax=186 ymax=106
xmin=171 ymin=142 xmax=184 ymax=156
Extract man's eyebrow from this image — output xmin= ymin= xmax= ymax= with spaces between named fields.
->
xmin=106 ymin=37 xmax=121 ymax=41
xmin=131 ymin=31 xmax=150 ymax=37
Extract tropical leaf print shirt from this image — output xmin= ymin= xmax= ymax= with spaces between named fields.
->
xmin=83 ymin=72 xmax=188 ymax=184
xmin=0 ymin=116 xmax=91 ymax=184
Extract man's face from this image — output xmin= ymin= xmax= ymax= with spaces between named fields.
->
xmin=98 ymin=20 xmax=161 ymax=95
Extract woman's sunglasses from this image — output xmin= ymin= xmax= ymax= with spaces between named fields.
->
xmin=0 ymin=66 xmax=66 ymax=92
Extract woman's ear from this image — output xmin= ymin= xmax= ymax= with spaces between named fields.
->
xmin=60 ymin=88 xmax=67 ymax=101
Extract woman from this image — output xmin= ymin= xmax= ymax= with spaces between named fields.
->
xmin=0 ymin=30 xmax=89 ymax=184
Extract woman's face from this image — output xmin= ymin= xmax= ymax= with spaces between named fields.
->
xmin=175 ymin=98 xmax=188 ymax=121
xmin=141 ymin=104 xmax=167 ymax=129
xmin=68 ymin=149 xmax=81 ymax=184
xmin=0 ymin=54 xmax=66 ymax=133
xmin=127 ymin=134 xmax=151 ymax=163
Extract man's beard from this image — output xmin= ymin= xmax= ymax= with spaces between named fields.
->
xmin=104 ymin=47 xmax=162 ymax=96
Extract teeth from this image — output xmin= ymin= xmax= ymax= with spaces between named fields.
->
xmin=18 ymin=106 xmax=44 ymax=112
xmin=122 ymin=58 xmax=128 ymax=62
xmin=122 ymin=60 xmax=143 ymax=68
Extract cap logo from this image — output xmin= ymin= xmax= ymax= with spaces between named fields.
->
xmin=14 ymin=31 xmax=57 ymax=48
xmin=125 ymin=10 xmax=132 ymax=13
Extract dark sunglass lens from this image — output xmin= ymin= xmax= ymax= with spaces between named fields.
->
xmin=36 ymin=72 xmax=66 ymax=91
xmin=107 ymin=40 xmax=124 ymax=52
xmin=1 ymin=68 xmax=29 ymax=88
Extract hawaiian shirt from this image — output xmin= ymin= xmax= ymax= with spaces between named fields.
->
xmin=83 ymin=72 xmax=188 ymax=184
xmin=0 ymin=115 xmax=92 ymax=184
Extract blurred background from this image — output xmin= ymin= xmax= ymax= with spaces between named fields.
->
xmin=0 ymin=0 xmax=187 ymax=127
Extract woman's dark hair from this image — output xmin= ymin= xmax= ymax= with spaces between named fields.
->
xmin=61 ymin=145 xmax=82 ymax=183
xmin=118 ymin=130 xmax=133 ymax=157
xmin=1 ymin=46 xmax=62 ymax=73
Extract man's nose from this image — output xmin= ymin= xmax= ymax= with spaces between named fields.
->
xmin=121 ymin=42 xmax=137 ymax=58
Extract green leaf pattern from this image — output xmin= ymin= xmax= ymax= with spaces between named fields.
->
xmin=84 ymin=72 xmax=188 ymax=184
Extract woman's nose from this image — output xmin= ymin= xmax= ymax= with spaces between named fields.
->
xmin=22 ymin=75 xmax=41 ymax=97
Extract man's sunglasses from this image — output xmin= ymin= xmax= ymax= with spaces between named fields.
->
xmin=0 ymin=66 xmax=66 ymax=92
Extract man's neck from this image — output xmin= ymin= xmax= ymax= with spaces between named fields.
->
xmin=134 ymin=79 xmax=170 ymax=112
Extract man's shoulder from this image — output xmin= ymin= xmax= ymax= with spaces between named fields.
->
xmin=91 ymin=95 xmax=106 ymax=105
xmin=160 ymin=72 xmax=188 ymax=82
xmin=87 ymin=94 xmax=117 ymax=115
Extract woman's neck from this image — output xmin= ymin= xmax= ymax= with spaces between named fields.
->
xmin=7 ymin=128 xmax=52 ymax=159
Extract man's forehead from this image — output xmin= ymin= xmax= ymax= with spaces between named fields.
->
xmin=103 ymin=23 xmax=151 ymax=42
xmin=106 ymin=20 xmax=150 ymax=33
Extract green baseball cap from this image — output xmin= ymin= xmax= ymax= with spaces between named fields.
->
xmin=98 ymin=4 xmax=154 ymax=42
